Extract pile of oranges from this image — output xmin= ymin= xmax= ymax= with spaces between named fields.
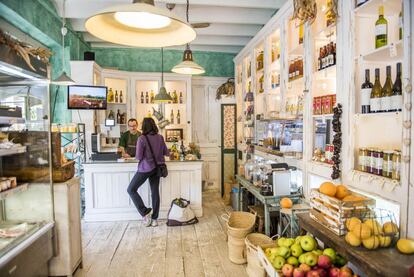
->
xmin=318 ymin=182 xmax=366 ymax=202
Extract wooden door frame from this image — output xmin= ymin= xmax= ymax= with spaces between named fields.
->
xmin=221 ymin=104 xmax=237 ymax=196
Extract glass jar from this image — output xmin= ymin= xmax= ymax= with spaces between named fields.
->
xmin=373 ymin=150 xmax=383 ymax=176
xmin=358 ymin=148 xmax=368 ymax=172
xmin=367 ymin=148 xmax=376 ymax=174
xmin=382 ymin=151 xmax=393 ymax=178
xmin=392 ymin=150 xmax=401 ymax=181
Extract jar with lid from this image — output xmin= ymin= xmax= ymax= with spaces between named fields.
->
xmin=358 ymin=148 xmax=368 ymax=172
xmin=382 ymin=151 xmax=393 ymax=178
xmin=373 ymin=150 xmax=383 ymax=176
xmin=367 ymin=148 xmax=376 ymax=174
xmin=392 ymin=150 xmax=401 ymax=181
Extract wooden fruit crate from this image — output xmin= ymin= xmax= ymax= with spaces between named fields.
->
xmin=52 ymin=160 xmax=75 ymax=183
xmin=310 ymin=188 xmax=375 ymax=236
xmin=257 ymin=243 xmax=279 ymax=277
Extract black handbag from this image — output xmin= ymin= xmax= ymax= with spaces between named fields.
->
xmin=144 ymin=135 xmax=168 ymax=178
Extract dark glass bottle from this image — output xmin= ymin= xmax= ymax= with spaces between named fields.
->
xmin=391 ymin=62 xmax=402 ymax=112
xmin=361 ymin=69 xmax=373 ymax=114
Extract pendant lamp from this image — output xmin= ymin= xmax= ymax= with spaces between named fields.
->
xmin=154 ymin=48 xmax=173 ymax=103
xmin=85 ymin=0 xmax=196 ymax=48
xmin=53 ymin=0 xmax=75 ymax=86
xmin=172 ymin=0 xmax=205 ymax=75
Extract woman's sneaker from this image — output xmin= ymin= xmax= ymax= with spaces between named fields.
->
xmin=143 ymin=209 xmax=152 ymax=227
xmin=151 ymin=220 xmax=158 ymax=227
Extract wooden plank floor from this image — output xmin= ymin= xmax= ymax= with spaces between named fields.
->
xmin=74 ymin=192 xmax=248 ymax=277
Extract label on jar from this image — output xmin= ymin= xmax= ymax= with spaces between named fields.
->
xmin=376 ymin=157 xmax=383 ymax=170
xmin=370 ymin=98 xmax=381 ymax=112
xmin=358 ymin=156 xmax=366 ymax=167
xmin=375 ymin=24 xmax=387 ymax=36
xmin=381 ymin=96 xmax=391 ymax=111
xmin=391 ymin=95 xmax=402 ymax=111
xmin=361 ymin=88 xmax=372 ymax=106
xmin=383 ymin=160 xmax=393 ymax=174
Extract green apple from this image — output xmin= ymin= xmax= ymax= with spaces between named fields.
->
xmin=276 ymin=246 xmax=291 ymax=259
xmin=277 ymin=237 xmax=286 ymax=247
xmin=300 ymin=235 xmax=317 ymax=252
xmin=323 ymin=248 xmax=337 ymax=262
xmin=284 ymin=238 xmax=295 ymax=247
xmin=272 ymin=256 xmax=286 ymax=270
xmin=304 ymin=253 xmax=318 ymax=267
xmin=290 ymin=243 xmax=303 ymax=257
xmin=334 ymin=255 xmax=347 ymax=267
xmin=295 ymin=236 xmax=303 ymax=244
xmin=312 ymin=249 xmax=323 ymax=257
xmin=287 ymin=256 xmax=299 ymax=267
xmin=298 ymin=253 xmax=307 ymax=264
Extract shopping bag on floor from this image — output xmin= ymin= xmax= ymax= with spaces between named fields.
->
xmin=167 ymin=198 xmax=198 ymax=226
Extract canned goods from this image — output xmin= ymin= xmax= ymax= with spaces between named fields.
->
xmin=373 ymin=150 xmax=383 ymax=176
xmin=382 ymin=151 xmax=393 ymax=178
xmin=392 ymin=150 xmax=401 ymax=181
xmin=367 ymin=149 xmax=376 ymax=174
xmin=358 ymin=148 xmax=368 ymax=172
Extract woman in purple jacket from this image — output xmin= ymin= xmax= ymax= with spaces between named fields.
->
xmin=127 ymin=117 xmax=169 ymax=227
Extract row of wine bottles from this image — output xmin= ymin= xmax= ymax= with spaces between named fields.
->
xmin=317 ymin=42 xmax=336 ymax=71
xmin=360 ymin=62 xmax=402 ymax=114
xmin=107 ymin=88 xmax=123 ymax=103
xmin=140 ymin=90 xmax=183 ymax=104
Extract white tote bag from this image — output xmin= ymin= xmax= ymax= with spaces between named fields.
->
xmin=167 ymin=198 xmax=198 ymax=226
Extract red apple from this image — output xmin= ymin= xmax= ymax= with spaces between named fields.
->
xmin=318 ymin=255 xmax=332 ymax=269
xmin=329 ymin=267 xmax=340 ymax=277
xmin=306 ymin=270 xmax=321 ymax=277
xmin=282 ymin=264 xmax=294 ymax=277
xmin=293 ymin=268 xmax=306 ymax=277
xmin=338 ymin=267 xmax=352 ymax=277
xmin=300 ymin=263 xmax=312 ymax=273
xmin=316 ymin=268 xmax=328 ymax=277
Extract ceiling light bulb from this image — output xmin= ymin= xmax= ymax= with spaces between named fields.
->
xmin=114 ymin=12 xmax=171 ymax=29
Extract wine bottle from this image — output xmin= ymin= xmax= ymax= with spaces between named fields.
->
xmin=108 ymin=88 xmax=114 ymax=103
xmin=299 ymin=22 xmax=304 ymax=45
xmin=150 ymin=90 xmax=154 ymax=103
xmin=140 ymin=91 xmax=144 ymax=104
xmin=145 ymin=91 xmax=149 ymax=104
xmin=318 ymin=48 xmax=323 ymax=71
xmin=170 ymin=109 xmax=174 ymax=124
xmin=381 ymin=65 xmax=393 ymax=112
xmin=116 ymin=109 xmax=121 ymax=124
xmin=361 ymin=69 xmax=373 ymax=114
xmin=333 ymin=43 xmax=336 ymax=66
xmin=322 ymin=46 xmax=328 ymax=69
xmin=391 ymin=62 xmax=402 ymax=112
xmin=370 ymin=68 xmax=382 ymax=113
xmin=399 ymin=11 xmax=403 ymax=40
xmin=179 ymin=92 xmax=183 ymax=103
xmin=120 ymin=90 xmax=123 ymax=103
xmin=177 ymin=109 xmax=181 ymax=124
xmin=108 ymin=110 xmax=115 ymax=119
xmin=375 ymin=6 xmax=388 ymax=49
xmin=115 ymin=90 xmax=118 ymax=103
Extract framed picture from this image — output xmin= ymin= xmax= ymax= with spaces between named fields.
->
xmin=165 ymin=129 xmax=183 ymax=142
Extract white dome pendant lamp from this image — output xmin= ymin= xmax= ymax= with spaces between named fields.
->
xmin=85 ymin=0 xmax=196 ymax=48
xmin=172 ymin=0 xmax=205 ymax=75
xmin=53 ymin=0 xmax=75 ymax=86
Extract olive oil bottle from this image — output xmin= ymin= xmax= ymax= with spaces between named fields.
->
xmin=375 ymin=6 xmax=388 ymax=49
xmin=370 ymin=68 xmax=382 ymax=113
xmin=381 ymin=66 xmax=393 ymax=112
xmin=361 ymin=69 xmax=373 ymax=114
xmin=391 ymin=62 xmax=402 ymax=112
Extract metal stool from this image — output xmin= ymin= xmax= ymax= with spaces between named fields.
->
xmin=278 ymin=203 xmax=310 ymax=237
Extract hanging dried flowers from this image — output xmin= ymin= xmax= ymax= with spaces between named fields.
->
xmin=216 ymin=78 xmax=235 ymax=100
xmin=292 ymin=0 xmax=317 ymax=24
xmin=0 ymin=29 xmax=52 ymax=71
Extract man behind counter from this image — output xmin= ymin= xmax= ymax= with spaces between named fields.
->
xmin=118 ymin=118 xmax=141 ymax=158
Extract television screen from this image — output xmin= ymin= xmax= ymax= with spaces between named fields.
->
xmin=68 ymin=85 xmax=107 ymax=110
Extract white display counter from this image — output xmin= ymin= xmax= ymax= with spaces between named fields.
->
xmin=83 ymin=160 xmax=203 ymax=222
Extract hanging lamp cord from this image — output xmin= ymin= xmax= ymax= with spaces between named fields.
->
xmin=161 ymin=47 xmax=164 ymax=84
xmin=186 ymin=0 xmax=189 ymax=23
xmin=62 ymin=0 xmax=66 ymax=69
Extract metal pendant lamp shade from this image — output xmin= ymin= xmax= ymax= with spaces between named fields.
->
xmin=85 ymin=0 xmax=196 ymax=48
xmin=53 ymin=72 xmax=75 ymax=86
xmin=154 ymin=48 xmax=173 ymax=103
xmin=172 ymin=44 xmax=205 ymax=75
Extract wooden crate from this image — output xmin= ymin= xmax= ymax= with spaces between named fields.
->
xmin=51 ymin=132 xmax=62 ymax=168
xmin=256 ymin=243 xmax=279 ymax=277
xmin=310 ymin=188 xmax=375 ymax=236
xmin=53 ymin=161 xmax=75 ymax=183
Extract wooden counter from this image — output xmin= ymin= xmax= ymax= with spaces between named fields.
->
xmin=298 ymin=213 xmax=414 ymax=277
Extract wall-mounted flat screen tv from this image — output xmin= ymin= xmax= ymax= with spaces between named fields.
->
xmin=68 ymin=85 xmax=107 ymax=110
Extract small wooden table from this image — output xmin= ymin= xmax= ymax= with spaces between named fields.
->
xmin=235 ymin=175 xmax=301 ymax=236
xmin=297 ymin=213 xmax=414 ymax=277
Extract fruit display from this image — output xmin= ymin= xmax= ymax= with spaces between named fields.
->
xmin=309 ymin=182 xmax=375 ymax=236
xmin=396 ymin=238 xmax=414 ymax=255
xmin=260 ymin=235 xmax=356 ymax=277
xmin=344 ymin=216 xmax=398 ymax=250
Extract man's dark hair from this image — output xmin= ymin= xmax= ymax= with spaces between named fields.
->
xmin=128 ymin=118 xmax=138 ymax=125
xmin=141 ymin=117 xmax=158 ymax=135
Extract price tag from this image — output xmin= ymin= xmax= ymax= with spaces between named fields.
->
xmin=389 ymin=43 xmax=397 ymax=58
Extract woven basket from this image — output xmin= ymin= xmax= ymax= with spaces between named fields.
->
xmin=228 ymin=235 xmax=247 ymax=264
xmin=245 ymin=233 xmax=275 ymax=276
xmin=222 ymin=211 xmax=256 ymax=239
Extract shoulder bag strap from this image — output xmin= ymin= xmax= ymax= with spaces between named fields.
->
xmin=144 ymin=135 xmax=159 ymax=166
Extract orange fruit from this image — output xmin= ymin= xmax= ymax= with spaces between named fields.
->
xmin=319 ymin=182 xmax=337 ymax=197
xmin=335 ymin=184 xmax=351 ymax=200
xmin=280 ymin=198 xmax=293 ymax=209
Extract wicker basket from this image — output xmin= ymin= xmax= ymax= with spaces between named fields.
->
xmin=245 ymin=233 xmax=275 ymax=277
xmin=228 ymin=235 xmax=247 ymax=264
xmin=222 ymin=211 xmax=256 ymax=239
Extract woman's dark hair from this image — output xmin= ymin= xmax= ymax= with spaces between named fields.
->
xmin=141 ymin=117 xmax=158 ymax=135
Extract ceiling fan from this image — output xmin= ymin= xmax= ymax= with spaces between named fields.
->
xmin=166 ymin=2 xmax=210 ymax=29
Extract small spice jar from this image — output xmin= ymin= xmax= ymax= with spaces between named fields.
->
xmin=392 ymin=150 xmax=401 ymax=181
xmin=358 ymin=148 xmax=368 ymax=172
xmin=367 ymin=148 xmax=376 ymax=174
xmin=382 ymin=151 xmax=393 ymax=178
xmin=373 ymin=150 xmax=383 ymax=176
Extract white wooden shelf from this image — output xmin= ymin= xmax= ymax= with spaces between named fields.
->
xmin=354 ymin=111 xmax=401 ymax=119
xmin=107 ymin=102 xmax=127 ymax=105
xmin=289 ymin=43 xmax=304 ymax=56
xmin=270 ymin=60 xmax=281 ymax=71
xmin=254 ymin=149 xmax=303 ymax=170
xmin=307 ymin=161 xmax=333 ymax=180
xmin=312 ymin=114 xmax=334 ymax=120
xmin=287 ymin=76 xmax=304 ymax=87
xmin=356 ymin=40 xmax=403 ymax=62
xmin=0 ymin=146 xmax=27 ymax=157
xmin=354 ymin=0 xmax=402 ymax=16
xmin=314 ymin=24 xmax=337 ymax=41
xmin=313 ymin=65 xmax=336 ymax=80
